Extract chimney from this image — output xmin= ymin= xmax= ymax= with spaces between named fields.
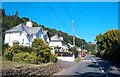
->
xmin=60 ymin=37 xmax=63 ymax=41
xmin=26 ymin=20 xmax=33 ymax=27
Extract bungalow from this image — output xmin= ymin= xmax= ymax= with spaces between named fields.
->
xmin=49 ymin=34 xmax=70 ymax=53
xmin=4 ymin=20 xmax=50 ymax=46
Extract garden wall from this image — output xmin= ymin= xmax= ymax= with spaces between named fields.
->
xmin=57 ymin=55 xmax=75 ymax=62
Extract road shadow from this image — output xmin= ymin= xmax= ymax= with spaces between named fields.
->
xmin=90 ymin=55 xmax=120 ymax=72
xmin=73 ymin=72 xmax=120 ymax=77
xmin=84 ymin=56 xmax=120 ymax=77
xmin=93 ymin=58 xmax=119 ymax=72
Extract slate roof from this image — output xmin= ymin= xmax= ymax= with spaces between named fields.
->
xmin=50 ymin=34 xmax=61 ymax=42
xmin=43 ymin=30 xmax=48 ymax=35
xmin=5 ymin=24 xmax=41 ymax=35
xmin=6 ymin=24 xmax=24 ymax=33
xmin=50 ymin=34 xmax=69 ymax=47
xmin=29 ymin=27 xmax=41 ymax=34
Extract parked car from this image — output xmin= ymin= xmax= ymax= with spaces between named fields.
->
xmin=80 ymin=53 xmax=86 ymax=57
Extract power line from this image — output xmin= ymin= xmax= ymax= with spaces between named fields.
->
xmin=46 ymin=2 xmax=66 ymax=27
xmin=62 ymin=2 xmax=77 ymax=46
xmin=62 ymin=2 xmax=79 ymax=37
xmin=62 ymin=2 xmax=73 ymax=22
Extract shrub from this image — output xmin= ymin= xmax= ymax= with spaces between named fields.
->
xmin=12 ymin=52 xmax=40 ymax=64
xmin=4 ymin=38 xmax=57 ymax=64
xmin=99 ymin=50 xmax=105 ymax=58
xmin=4 ymin=44 xmax=33 ymax=61
xmin=4 ymin=51 xmax=13 ymax=61
xmin=18 ymin=45 xmax=33 ymax=53
xmin=3 ymin=45 xmax=21 ymax=60
xmin=32 ymin=38 xmax=52 ymax=63
xmin=50 ymin=54 xmax=57 ymax=63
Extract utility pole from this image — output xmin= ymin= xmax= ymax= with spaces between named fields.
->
xmin=72 ymin=19 xmax=75 ymax=47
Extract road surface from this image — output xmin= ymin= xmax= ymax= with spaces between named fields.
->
xmin=54 ymin=54 xmax=120 ymax=77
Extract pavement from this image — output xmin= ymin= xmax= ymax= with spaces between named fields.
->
xmin=54 ymin=54 xmax=120 ymax=77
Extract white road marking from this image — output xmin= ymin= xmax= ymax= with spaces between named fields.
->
xmin=92 ymin=57 xmax=105 ymax=73
xmin=82 ymin=60 xmax=92 ymax=62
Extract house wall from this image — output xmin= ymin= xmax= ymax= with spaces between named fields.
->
xmin=4 ymin=26 xmax=50 ymax=47
xmin=4 ymin=31 xmax=30 ymax=46
xmin=49 ymin=41 xmax=62 ymax=47
xmin=4 ymin=33 xmax=10 ymax=44
xmin=62 ymin=43 xmax=69 ymax=50
xmin=36 ymin=29 xmax=44 ymax=41
xmin=44 ymin=34 xmax=50 ymax=42
xmin=20 ymin=31 xmax=30 ymax=46
xmin=4 ymin=32 xmax=21 ymax=46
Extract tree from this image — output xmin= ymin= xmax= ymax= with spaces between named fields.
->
xmin=32 ymin=38 xmax=54 ymax=63
xmin=95 ymin=29 xmax=120 ymax=65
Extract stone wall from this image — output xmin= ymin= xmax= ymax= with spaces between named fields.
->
xmin=2 ymin=63 xmax=60 ymax=76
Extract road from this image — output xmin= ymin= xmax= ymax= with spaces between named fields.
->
xmin=54 ymin=54 xmax=120 ymax=77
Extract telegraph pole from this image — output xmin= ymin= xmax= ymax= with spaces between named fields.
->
xmin=72 ymin=19 xmax=75 ymax=46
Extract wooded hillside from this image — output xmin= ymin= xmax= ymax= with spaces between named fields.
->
xmin=1 ymin=9 xmax=95 ymax=52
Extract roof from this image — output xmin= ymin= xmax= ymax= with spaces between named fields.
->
xmin=50 ymin=34 xmax=61 ymax=42
xmin=29 ymin=27 xmax=41 ymax=34
xmin=6 ymin=24 xmax=24 ymax=33
xmin=5 ymin=24 xmax=41 ymax=35
xmin=43 ymin=30 xmax=48 ymax=35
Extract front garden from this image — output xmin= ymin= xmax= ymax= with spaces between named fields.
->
xmin=3 ymin=38 xmax=57 ymax=64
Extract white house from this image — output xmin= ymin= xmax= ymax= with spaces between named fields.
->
xmin=49 ymin=34 xmax=70 ymax=52
xmin=43 ymin=30 xmax=50 ymax=43
xmin=4 ymin=21 xmax=50 ymax=46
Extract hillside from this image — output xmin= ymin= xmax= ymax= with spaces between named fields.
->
xmin=1 ymin=9 xmax=95 ymax=51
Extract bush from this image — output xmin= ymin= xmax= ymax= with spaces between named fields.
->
xmin=32 ymin=38 xmax=53 ymax=63
xmin=17 ymin=46 xmax=32 ymax=53
xmin=4 ymin=38 xmax=58 ymax=64
xmin=4 ymin=51 xmax=13 ymax=61
xmin=12 ymin=52 xmax=40 ymax=64
xmin=4 ymin=44 xmax=33 ymax=61
xmin=2 ymin=43 xmax=9 ymax=55
xmin=95 ymin=29 xmax=120 ymax=65
xmin=50 ymin=54 xmax=57 ymax=63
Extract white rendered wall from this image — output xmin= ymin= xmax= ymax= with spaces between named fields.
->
xmin=4 ymin=33 xmax=10 ymax=44
xmin=57 ymin=55 xmax=75 ymax=62
xmin=5 ymin=33 xmax=21 ymax=46
xmin=4 ymin=32 xmax=30 ymax=46
xmin=20 ymin=31 xmax=29 ymax=46
xmin=49 ymin=41 xmax=62 ymax=47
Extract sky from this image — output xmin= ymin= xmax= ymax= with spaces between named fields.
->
xmin=2 ymin=2 xmax=118 ymax=42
